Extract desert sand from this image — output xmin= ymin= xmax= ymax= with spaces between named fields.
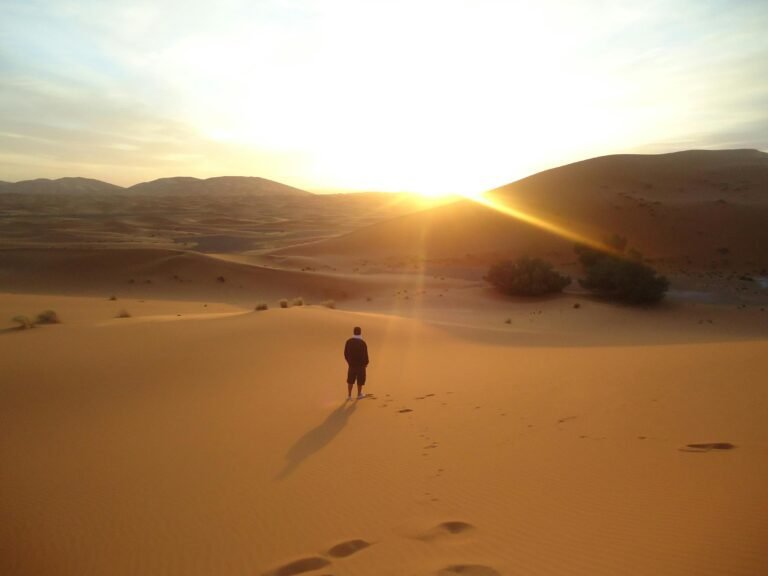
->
xmin=1 ymin=150 xmax=767 ymax=575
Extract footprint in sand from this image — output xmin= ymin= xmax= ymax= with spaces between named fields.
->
xmin=417 ymin=521 xmax=475 ymax=541
xmin=438 ymin=564 xmax=501 ymax=576
xmin=326 ymin=539 xmax=372 ymax=558
xmin=436 ymin=521 xmax=473 ymax=535
xmin=265 ymin=540 xmax=372 ymax=575
xmin=679 ymin=442 xmax=735 ymax=452
xmin=263 ymin=556 xmax=331 ymax=576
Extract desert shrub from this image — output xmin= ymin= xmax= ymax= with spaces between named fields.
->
xmin=12 ymin=315 xmax=34 ymax=329
xmin=217 ymin=276 xmax=226 ymax=283
xmin=116 ymin=309 xmax=132 ymax=318
xmin=291 ymin=297 xmax=304 ymax=307
xmin=35 ymin=310 xmax=60 ymax=324
xmin=109 ymin=295 xmax=117 ymax=301
xmin=485 ymin=257 xmax=571 ymax=297
xmin=279 ymin=299 xmax=289 ymax=309
xmin=255 ymin=303 xmax=268 ymax=311
xmin=608 ymin=234 xmax=628 ymax=251
xmin=321 ymin=300 xmax=336 ymax=309
xmin=575 ymin=241 xmax=669 ymax=304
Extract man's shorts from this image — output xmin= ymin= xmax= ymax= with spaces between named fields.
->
xmin=347 ymin=365 xmax=367 ymax=385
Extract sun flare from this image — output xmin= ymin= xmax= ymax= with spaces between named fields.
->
xmin=412 ymin=187 xmax=487 ymax=201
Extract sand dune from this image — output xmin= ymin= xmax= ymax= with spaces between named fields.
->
xmin=276 ymin=150 xmax=768 ymax=272
xmin=0 ymin=248 xmax=368 ymax=303
xmin=1 ymin=300 xmax=766 ymax=575
xmin=0 ymin=189 xmax=439 ymax=254
xmin=0 ymin=247 xmax=477 ymax=310
xmin=2 ymin=150 xmax=767 ymax=575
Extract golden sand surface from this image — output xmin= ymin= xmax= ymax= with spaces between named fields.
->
xmin=1 ymin=294 xmax=767 ymax=576
xmin=2 ymin=151 xmax=767 ymax=575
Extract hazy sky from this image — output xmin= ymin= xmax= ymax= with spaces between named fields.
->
xmin=1 ymin=0 xmax=767 ymax=194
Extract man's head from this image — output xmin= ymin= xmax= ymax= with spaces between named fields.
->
xmin=353 ymin=326 xmax=362 ymax=336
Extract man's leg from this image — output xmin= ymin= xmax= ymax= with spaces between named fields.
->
xmin=357 ymin=366 xmax=366 ymax=398
xmin=346 ymin=365 xmax=354 ymax=399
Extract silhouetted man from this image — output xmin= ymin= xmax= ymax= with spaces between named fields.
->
xmin=344 ymin=326 xmax=369 ymax=400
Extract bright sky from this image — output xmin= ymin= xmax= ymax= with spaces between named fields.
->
xmin=1 ymin=0 xmax=767 ymax=195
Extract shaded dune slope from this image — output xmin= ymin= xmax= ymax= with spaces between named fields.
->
xmin=276 ymin=150 xmax=768 ymax=268
xmin=0 ymin=248 xmax=362 ymax=302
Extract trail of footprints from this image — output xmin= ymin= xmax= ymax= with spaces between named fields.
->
xmin=261 ymin=539 xmax=371 ymax=576
xmin=267 ymin=394 xmax=735 ymax=575
xmin=262 ymin=522 xmax=501 ymax=576
xmin=264 ymin=394 xmax=493 ymax=575
xmin=380 ymin=391 xmax=735 ymax=461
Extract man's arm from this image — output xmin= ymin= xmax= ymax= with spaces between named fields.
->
xmin=344 ymin=339 xmax=351 ymax=362
xmin=363 ymin=341 xmax=369 ymax=366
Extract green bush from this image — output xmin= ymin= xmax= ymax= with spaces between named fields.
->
xmin=291 ymin=297 xmax=304 ymax=307
xmin=255 ymin=303 xmax=268 ymax=311
xmin=575 ymin=242 xmax=669 ymax=304
xmin=321 ymin=300 xmax=336 ymax=309
xmin=485 ymin=257 xmax=571 ymax=296
xmin=279 ymin=299 xmax=289 ymax=309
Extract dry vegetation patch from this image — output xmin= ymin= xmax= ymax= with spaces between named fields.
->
xmin=35 ymin=310 xmax=61 ymax=324
xmin=11 ymin=315 xmax=34 ymax=329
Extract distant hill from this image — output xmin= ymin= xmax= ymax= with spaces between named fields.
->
xmin=0 ymin=177 xmax=125 ymax=194
xmin=275 ymin=149 xmax=768 ymax=269
xmin=0 ymin=175 xmax=312 ymax=197
xmin=128 ymin=176 xmax=311 ymax=196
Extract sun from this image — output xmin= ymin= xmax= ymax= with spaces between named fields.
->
xmin=413 ymin=187 xmax=487 ymax=201
xmin=413 ymin=187 xmax=458 ymax=199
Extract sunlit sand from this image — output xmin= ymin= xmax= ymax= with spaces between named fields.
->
xmin=2 ymin=150 xmax=767 ymax=575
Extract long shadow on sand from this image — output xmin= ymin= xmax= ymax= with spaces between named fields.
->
xmin=277 ymin=401 xmax=357 ymax=479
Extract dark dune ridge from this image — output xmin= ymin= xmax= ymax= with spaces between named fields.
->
xmin=276 ymin=149 xmax=768 ymax=270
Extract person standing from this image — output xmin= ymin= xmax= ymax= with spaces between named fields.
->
xmin=344 ymin=326 xmax=369 ymax=400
